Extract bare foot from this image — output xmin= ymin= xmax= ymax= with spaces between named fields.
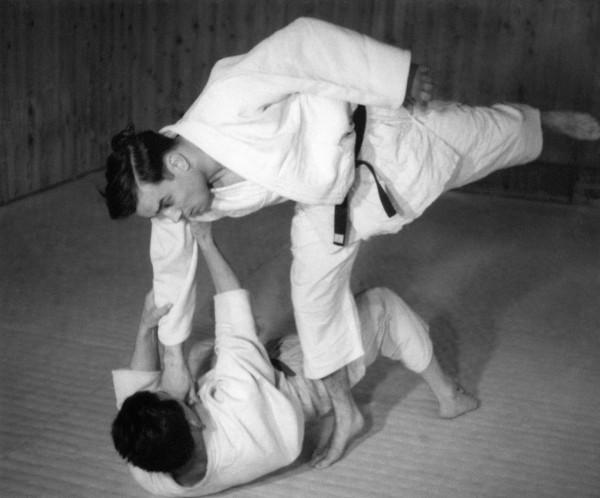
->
xmin=438 ymin=383 xmax=480 ymax=419
xmin=541 ymin=111 xmax=600 ymax=141
xmin=310 ymin=368 xmax=365 ymax=469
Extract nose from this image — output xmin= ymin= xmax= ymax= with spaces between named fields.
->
xmin=163 ymin=207 xmax=182 ymax=223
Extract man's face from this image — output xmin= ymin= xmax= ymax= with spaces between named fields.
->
xmin=135 ymin=160 xmax=212 ymax=222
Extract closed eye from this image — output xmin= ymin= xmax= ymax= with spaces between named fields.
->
xmin=156 ymin=197 xmax=173 ymax=216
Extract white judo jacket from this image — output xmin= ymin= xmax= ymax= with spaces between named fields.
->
xmin=151 ymin=18 xmax=417 ymax=374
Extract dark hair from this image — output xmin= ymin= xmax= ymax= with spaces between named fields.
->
xmin=102 ymin=124 xmax=176 ymax=219
xmin=111 ymin=391 xmax=195 ymax=473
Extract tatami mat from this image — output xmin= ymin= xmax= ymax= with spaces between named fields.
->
xmin=1 ymin=172 xmax=599 ymax=497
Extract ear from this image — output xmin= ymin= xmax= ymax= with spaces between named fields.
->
xmin=164 ymin=151 xmax=191 ymax=175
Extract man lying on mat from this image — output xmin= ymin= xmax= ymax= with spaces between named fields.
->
xmin=110 ymin=221 xmax=478 ymax=497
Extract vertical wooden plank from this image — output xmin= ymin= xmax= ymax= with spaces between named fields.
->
xmin=313 ymin=0 xmax=336 ymax=25
xmin=82 ymin=0 xmax=96 ymax=178
xmin=22 ymin=1 xmax=36 ymax=198
xmin=42 ymin=0 xmax=59 ymax=186
xmin=109 ymin=0 xmax=125 ymax=159
xmin=215 ymin=0 xmax=235 ymax=59
xmin=0 ymin=0 xmax=16 ymax=203
xmin=51 ymin=0 xmax=62 ymax=184
xmin=266 ymin=0 xmax=288 ymax=32
xmin=151 ymin=0 xmax=164 ymax=127
xmin=284 ymin=0 xmax=316 ymax=27
xmin=61 ymin=0 xmax=77 ymax=180
xmin=173 ymin=0 xmax=193 ymax=118
xmin=127 ymin=0 xmax=139 ymax=126
xmin=154 ymin=0 xmax=170 ymax=125
xmin=12 ymin=0 xmax=26 ymax=199
xmin=164 ymin=0 xmax=181 ymax=121
xmin=247 ymin=0 xmax=265 ymax=45
xmin=231 ymin=0 xmax=250 ymax=54
xmin=196 ymin=0 xmax=219 ymax=95
xmin=376 ymin=0 xmax=397 ymax=46
xmin=12 ymin=0 xmax=24 ymax=201
xmin=137 ymin=0 xmax=154 ymax=128
xmin=582 ymin=0 xmax=600 ymax=173
xmin=134 ymin=0 xmax=152 ymax=127
xmin=330 ymin=0 xmax=357 ymax=30
xmin=567 ymin=0 xmax=600 ymax=202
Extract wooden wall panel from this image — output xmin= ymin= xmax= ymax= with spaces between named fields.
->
xmin=1 ymin=0 xmax=598 ymax=205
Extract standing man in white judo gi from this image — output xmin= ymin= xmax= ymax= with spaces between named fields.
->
xmin=103 ymin=17 xmax=600 ymax=468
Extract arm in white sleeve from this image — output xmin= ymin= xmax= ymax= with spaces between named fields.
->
xmin=206 ymin=17 xmax=412 ymax=111
xmin=211 ymin=289 xmax=276 ymax=387
xmin=209 ymin=290 xmax=305 ymax=474
xmin=150 ymin=217 xmax=198 ymax=346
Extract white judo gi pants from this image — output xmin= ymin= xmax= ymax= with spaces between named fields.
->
xmin=279 ymin=287 xmax=433 ymax=419
xmin=292 ymin=102 xmax=543 ymax=380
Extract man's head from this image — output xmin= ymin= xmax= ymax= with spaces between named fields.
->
xmin=103 ymin=125 xmax=215 ymax=222
xmin=111 ymin=390 xmax=203 ymax=473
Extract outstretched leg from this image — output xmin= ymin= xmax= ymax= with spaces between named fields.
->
xmin=419 ymin=103 xmax=599 ymax=193
xmin=310 ymin=367 xmax=364 ymax=469
xmin=541 ymin=111 xmax=600 ymax=141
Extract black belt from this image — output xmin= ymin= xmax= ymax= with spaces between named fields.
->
xmin=270 ymin=357 xmax=296 ymax=377
xmin=333 ymin=105 xmax=397 ymax=246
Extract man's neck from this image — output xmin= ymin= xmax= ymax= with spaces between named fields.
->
xmin=210 ymin=167 xmax=245 ymax=188
xmin=177 ymin=136 xmax=242 ymax=188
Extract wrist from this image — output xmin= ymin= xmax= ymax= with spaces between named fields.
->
xmin=163 ymin=344 xmax=185 ymax=363
xmin=197 ymin=236 xmax=216 ymax=250
xmin=138 ymin=321 xmax=157 ymax=336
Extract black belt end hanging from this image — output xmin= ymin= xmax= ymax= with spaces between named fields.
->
xmin=332 ymin=105 xmax=397 ymax=247
xmin=333 ymin=196 xmax=349 ymax=246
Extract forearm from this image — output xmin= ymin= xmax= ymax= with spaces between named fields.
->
xmin=162 ymin=343 xmax=186 ymax=371
xmin=129 ymin=324 xmax=161 ymax=371
xmin=160 ymin=342 xmax=194 ymax=402
xmin=196 ymin=234 xmax=241 ymax=294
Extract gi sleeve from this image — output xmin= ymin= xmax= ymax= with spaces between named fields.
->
xmin=203 ymin=17 xmax=412 ymax=115
xmin=150 ymin=217 xmax=198 ymax=346
xmin=204 ymin=289 xmax=304 ymax=468
xmin=210 ymin=289 xmax=275 ymax=388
